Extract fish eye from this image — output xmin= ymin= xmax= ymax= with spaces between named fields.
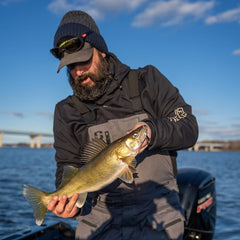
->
xmin=132 ymin=133 xmax=138 ymax=139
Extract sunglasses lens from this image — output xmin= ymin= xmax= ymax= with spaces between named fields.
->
xmin=50 ymin=38 xmax=84 ymax=59
xmin=64 ymin=38 xmax=83 ymax=52
xmin=50 ymin=48 xmax=60 ymax=59
xmin=59 ymin=38 xmax=83 ymax=53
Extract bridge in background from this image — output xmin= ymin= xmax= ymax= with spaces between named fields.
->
xmin=0 ymin=129 xmax=224 ymax=151
xmin=0 ymin=129 xmax=53 ymax=148
xmin=188 ymin=142 xmax=223 ymax=151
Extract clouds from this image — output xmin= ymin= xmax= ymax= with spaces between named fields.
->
xmin=47 ymin=0 xmax=147 ymax=19
xmin=199 ymin=123 xmax=240 ymax=141
xmin=232 ymin=49 xmax=240 ymax=56
xmin=0 ymin=0 xmax=24 ymax=6
xmin=47 ymin=0 xmax=240 ymax=28
xmin=48 ymin=0 xmax=74 ymax=15
xmin=0 ymin=111 xmax=24 ymax=118
xmin=192 ymin=108 xmax=240 ymax=141
xmin=3 ymin=0 xmax=240 ymax=27
xmin=0 ymin=111 xmax=53 ymax=120
xmin=195 ymin=110 xmax=240 ymax=141
xmin=47 ymin=0 xmax=215 ymax=26
xmin=132 ymin=0 xmax=215 ymax=27
xmin=205 ymin=6 xmax=240 ymax=25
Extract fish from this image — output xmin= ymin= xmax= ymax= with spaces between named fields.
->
xmin=23 ymin=125 xmax=148 ymax=226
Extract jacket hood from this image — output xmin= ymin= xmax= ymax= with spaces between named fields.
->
xmin=93 ymin=53 xmax=130 ymax=105
xmin=108 ymin=53 xmax=130 ymax=83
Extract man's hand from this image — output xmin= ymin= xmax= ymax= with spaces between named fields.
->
xmin=127 ymin=122 xmax=151 ymax=153
xmin=47 ymin=193 xmax=80 ymax=218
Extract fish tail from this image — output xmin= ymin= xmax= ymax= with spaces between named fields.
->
xmin=23 ymin=184 xmax=48 ymax=226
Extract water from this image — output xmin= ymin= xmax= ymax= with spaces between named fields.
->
xmin=177 ymin=151 xmax=240 ymax=240
xmin=0 ymin=148 xmax=239 ymax=239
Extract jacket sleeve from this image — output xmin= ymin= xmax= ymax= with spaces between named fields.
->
xmin=140 ymin=65 xmax=198 ymax=151
xmin=53 ymin=101 xmax=85 ymax=188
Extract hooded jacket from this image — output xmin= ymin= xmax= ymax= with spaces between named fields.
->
xmin=53 ymin=53 xmax=198 ymax=239
xmin=54 ymin=53 xmax=198 ymax=186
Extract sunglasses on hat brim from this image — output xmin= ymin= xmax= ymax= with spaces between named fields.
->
xmin=50 ymin=32 xmax=92 ymax=59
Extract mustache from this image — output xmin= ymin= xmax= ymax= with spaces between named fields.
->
xmin=76 ymin=72 xmax=98 ymax=83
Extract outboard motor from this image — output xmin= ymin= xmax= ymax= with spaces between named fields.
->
xmin=177 ymin=168 xmax=216 ymax=240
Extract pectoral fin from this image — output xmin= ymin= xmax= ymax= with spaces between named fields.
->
xmin=76 ymin=193 xmax=88 ymax=208
xmin=121 ymin=156 xmax=137 ymax=169
xmin=129 ymin=165 xmax=137 ymax=173
xmin=118 ymin=167 xmax=134 ymax=184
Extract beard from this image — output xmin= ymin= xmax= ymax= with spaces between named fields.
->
xmin=68 ymin=52 xmax=112 ymax=101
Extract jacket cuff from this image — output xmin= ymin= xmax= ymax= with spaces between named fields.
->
xmin=142 ymin=119 xmax=156 ymax=149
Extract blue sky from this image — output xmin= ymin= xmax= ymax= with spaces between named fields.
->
xmin=0 ymin=0 xmax=240 ymax=144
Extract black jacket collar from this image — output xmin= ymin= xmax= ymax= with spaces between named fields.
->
xmin=88 ymin=53 xmax=130 ymax=106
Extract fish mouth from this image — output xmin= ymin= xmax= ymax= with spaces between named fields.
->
xmin=145 ymin=135 xmax=150 ymax=145
xmin=141 ymin=126 xmax=149 ymax=142
xmin=136 ymin=127 xmax=149 ymax=150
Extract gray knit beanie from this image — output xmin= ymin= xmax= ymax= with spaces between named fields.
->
xmin=54 ymin=10 xmax=108 ymax=53
xmin=52 ymin=10 xmax=108 ymax=72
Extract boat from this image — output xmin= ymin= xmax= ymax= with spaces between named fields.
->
xmin=177 ymin=168 xmax=216 ymax=240
xmin=2 ymin=221 xmax=75 ymax=240
xmin=2 ymin=168 xmax=216 ymax=240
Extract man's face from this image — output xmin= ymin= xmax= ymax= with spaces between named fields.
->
xmin=68 ymin=48 xmax=110 ymax=101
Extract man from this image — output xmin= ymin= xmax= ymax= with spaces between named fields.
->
xmin=48 ymin=10 xmax=198 ymax=240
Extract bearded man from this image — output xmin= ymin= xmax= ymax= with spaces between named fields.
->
xmin=48 ymin=10 xmax=198 ymax=240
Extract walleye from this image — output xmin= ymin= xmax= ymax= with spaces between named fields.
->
xmin=23 ymin=126 xmax=148 ymax=226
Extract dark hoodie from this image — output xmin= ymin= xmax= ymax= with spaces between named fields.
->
xmin=53 ymin=53 xmax=198 ymax=239
xmin=53 ymin=53 xmax=198 ymax=187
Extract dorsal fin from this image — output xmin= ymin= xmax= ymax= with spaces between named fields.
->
xmin=58 ymin=165 xmax=78 ymax=189
xmin=81 ymin=138 xmax=108 ymax=164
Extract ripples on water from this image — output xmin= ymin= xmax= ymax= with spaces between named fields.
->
xmin=0 ymin=148 xmax=78 ymax=238
xmin=0 ymin=148 xmax=239 ymax=239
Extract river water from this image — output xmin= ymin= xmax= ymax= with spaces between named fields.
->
xmin=0 ymin=148 xmax=239 ymax=239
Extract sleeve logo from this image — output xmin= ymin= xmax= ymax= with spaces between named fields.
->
xmin=168 ymin=107 xmax=187 ymax=122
